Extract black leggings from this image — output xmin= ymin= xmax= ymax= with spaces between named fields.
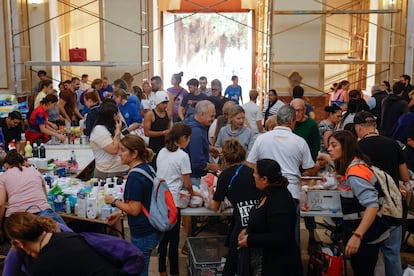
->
xmin=158 ymin=208 xmax=181 ymax=274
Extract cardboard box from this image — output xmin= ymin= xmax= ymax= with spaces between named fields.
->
xmin=69 ymin=48 xmax=87 ymax=62
xmin=307 ymin=190 xmax=341 ymax=211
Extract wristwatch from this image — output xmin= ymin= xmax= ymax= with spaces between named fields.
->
xmin=111 ymin=198 xmax=119 ymax=208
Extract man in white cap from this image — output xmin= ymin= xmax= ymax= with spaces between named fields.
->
xmin=143 ymin=90 xmax=171 ymax=170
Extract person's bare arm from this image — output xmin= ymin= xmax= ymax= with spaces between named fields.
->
xmin=58 ymin=99 xmax=71 ymax=122
xmin=178 ymin=106 xmax=186 ymax=121
xmin=74 ymin=107 xmax=83 ymax=120
xmin=102 ymin=120 xmax=121 ymax=154
xmin=256 ymin=120 xmax=264 ymax=133
xmin=399 ymin=163 xmax=410 ymax=182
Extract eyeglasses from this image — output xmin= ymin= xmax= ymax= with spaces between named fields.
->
xmin=294 ymin=109 xmax=305 ymax=112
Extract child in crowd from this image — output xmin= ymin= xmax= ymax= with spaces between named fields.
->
xmin=156 ymin=123 xmax=202 ymax=276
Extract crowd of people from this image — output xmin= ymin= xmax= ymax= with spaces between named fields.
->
xmin=0 ymin=69 xmax=413 ymax=276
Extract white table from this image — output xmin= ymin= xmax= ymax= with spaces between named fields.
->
xmin=181 ymin=207 xmax=233 ymax=216
xmin=44 ymin=144 xmax=94 ymax=178
xmin=301 ymin=210 xmax=343 ymax=218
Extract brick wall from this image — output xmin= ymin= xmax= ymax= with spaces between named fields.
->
xmin=279 ymin=94 xmax=330 ymax=123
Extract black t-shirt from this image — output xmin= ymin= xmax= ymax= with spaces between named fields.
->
xmin=359 ymin=135 xmax=406 ymax=184
xmin=405 ymin=145 xmax=414 ymax=172
xmin=213 ymin=164 xmax=260 ymax=229
xmin=181 ymin=93 xmax=208 ymax=118
xmin=0 ymin=117 xmax=21 ymax=151
xmin=30 ymin=232 xmax=124 ymax=276
xmin=207 ymin=96 xmax=230 ymax=117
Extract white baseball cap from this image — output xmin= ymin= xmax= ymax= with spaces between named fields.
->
xmin=154 ymin=91 xmax=170 ymax=105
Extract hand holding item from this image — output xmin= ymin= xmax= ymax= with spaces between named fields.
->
xmin=106 ymin=211 xmax=122 ymax=226
xmin=104 ymin=194 xmax=115 ymax=205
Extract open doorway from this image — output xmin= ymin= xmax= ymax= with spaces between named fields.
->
xmin=163 ymin=12 xmax=253 ymax=101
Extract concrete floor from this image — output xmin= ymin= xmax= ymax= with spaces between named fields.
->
xmin=146 ymin=217 xmax=414 ymax=276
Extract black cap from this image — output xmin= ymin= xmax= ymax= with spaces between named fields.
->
xmin=353 ymin=111 xmax=376 ymax=125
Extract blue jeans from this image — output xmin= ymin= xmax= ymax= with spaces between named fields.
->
xmin=381 ymin=225 xmax=402 ymax=276
xmin=131 ymin=231 xmax=161 ymax=276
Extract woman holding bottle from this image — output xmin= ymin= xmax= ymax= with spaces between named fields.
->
xmin=104 ymin=134 xmax=160 ymax=276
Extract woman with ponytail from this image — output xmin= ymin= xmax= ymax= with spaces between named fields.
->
xmin=209 ymin=138 xmax=260 ymax=276
xmin=238 ymin=159 xmax=302 ymax=276
xmin=104 ymin=134 xmax=159 ymax=276
xmin=156 ymin=122 xmax=201 ymax=276
xmin=5 ymin=212 xmax=124 ymax=275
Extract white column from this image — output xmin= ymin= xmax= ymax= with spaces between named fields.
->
xmin=48 ymin=0 xmax=61 ymax=86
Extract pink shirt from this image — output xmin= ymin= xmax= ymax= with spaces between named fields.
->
xmin=0 ymin=166 xmax=50 ymax=217
xmin=331 ymin=89 xmax=346 ymax=102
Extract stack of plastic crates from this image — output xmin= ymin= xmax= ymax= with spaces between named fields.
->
xmin=187 ymin=236 xmax=228 ymax=276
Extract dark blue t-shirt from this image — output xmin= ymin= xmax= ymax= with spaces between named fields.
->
xmin=124 ymin=163 xmax=157 ymax=237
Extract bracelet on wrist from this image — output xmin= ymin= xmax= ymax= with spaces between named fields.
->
xmin=111 ymin=198 xmax=119 ymax=208
xmin=352 ymin=231 xmax=363 ymax=240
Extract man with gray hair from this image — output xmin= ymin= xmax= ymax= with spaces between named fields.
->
xmin=208 ymin=79 xmax=230 ymax=117
xmin=247 ymin=104 xmax=315 ymax=248
xmin=183 ymin=100 xmax=220 ymax=252
xmin=367 ymin=85 xmax=388 ymax=128
xmin=184 ymin=100 xmax=220 ymax=185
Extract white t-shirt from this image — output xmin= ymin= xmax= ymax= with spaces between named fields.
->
xmin=247 ymin=126 xmax=315 ymax=199
xmin=156 ymin=147 xmax=192 ymax=206
xmin=89 ymin=125 xmax=129 ymax=173
xmin=243 ymin=101 xmax=263 ymax=134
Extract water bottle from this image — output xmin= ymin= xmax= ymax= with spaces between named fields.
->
xmin=65 ymin=198 xmax=71 ymax=214
xmin=39 ymin=143 xmax=46 ymax=158
xmin=70 ymin=150 xmax=76 ymax=165
xmin=32 ymin=143 xmax=39 ymax=158
xmin=100 ymin=204 xmax=112 ymax=221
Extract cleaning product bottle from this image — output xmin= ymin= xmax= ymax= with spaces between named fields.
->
xmin=39 ymin=143 xmax=46 ymax=158
xmin=32 ymin=143 xmax=39 ymax=158
xmin=24 ymin=141 xmax=33 ymax=158
xmin=70 ymin=150 xmax=76 ymax=165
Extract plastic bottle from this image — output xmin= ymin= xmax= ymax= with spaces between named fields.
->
xmin=87 ymin=196 xmax=98 ymax=219
xmin=91 ymin=182 xmax=99 ymax=199
xmin=70 ymin=150 xmax=76 ymax=165
xmin=65 ymin=198 xmax=71 ymax=214
xmin=100 ymin=204 xmax=112 ymax=221
xmin=24 ymin=141 xmax=33 ymax=157
xmin=8 ymin=140 xmax=16 ymax=151
xmin=39 ymin=143 xmax=46 ymax=158
xmin=76 ymin=191 xmax=87 ymax=218
xmin=32 ymin=143 xmax=39 ymax=158
xmin=106 ymin=183 xmax=115 ymax=196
